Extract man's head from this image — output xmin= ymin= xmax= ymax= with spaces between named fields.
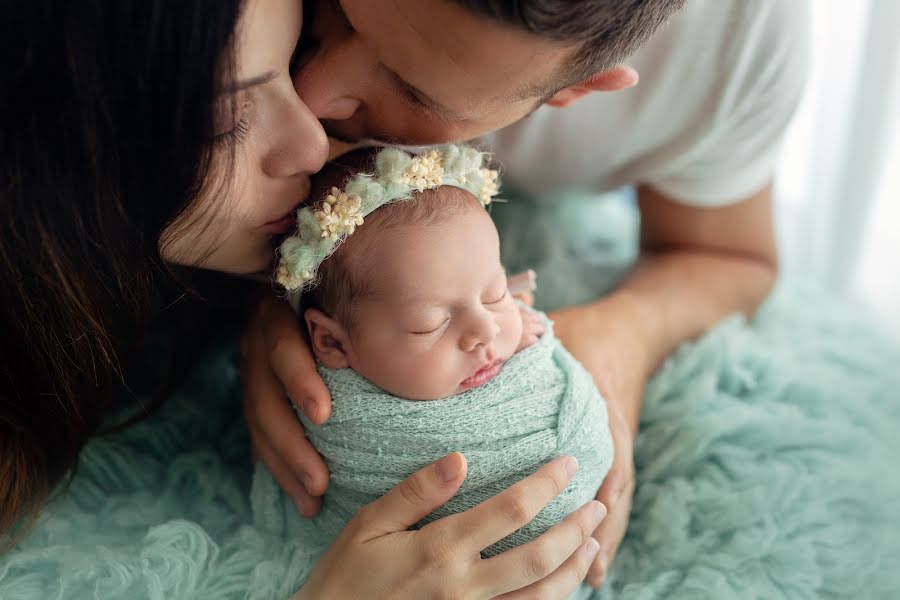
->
xmin=293 ymin=0 xmax=684 ymax=145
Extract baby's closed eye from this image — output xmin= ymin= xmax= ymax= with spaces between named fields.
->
xmin=483 ymin=289 xmax=508 ymax=305
xmin=410 ymin=317 xmax=450 ymax=336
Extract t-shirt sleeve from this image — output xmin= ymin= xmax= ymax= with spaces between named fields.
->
xmin=647 ymin=1 xmax=811 ymax=206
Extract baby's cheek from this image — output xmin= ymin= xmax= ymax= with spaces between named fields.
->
xmin=501 ymin=311 xmax=524 ymax=354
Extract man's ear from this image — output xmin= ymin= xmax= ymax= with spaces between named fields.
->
xmin=304 ymin=308 xmax=352 ymax=369
xmin=545 ymin=64 xmax=639 ymax=108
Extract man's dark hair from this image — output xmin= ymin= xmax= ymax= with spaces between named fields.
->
xmin=452 ymin=0 xmax=686 ymax=86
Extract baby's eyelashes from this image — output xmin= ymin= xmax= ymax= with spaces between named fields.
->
xmin=410 ymin=317 xmax=450 ymax=336
xmin=483 ymin=289 xmax=508 ymax=305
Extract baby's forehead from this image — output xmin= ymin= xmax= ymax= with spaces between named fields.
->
xmin=344 ymin=200 xmax=502 ymax=303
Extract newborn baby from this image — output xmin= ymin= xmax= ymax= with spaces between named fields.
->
xmin=266 ymin=146 xmax=612 ymax=579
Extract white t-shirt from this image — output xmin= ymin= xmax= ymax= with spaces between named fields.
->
xmin=477 ymin=0 xmax=810 ymax=206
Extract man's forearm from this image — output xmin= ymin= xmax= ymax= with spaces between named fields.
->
xmin=617 ymin=248 xmax=777 ymax=372
xmin=569 ymin=249 xmax=776 ymax=432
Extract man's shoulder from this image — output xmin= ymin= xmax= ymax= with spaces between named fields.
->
xmin=483 ymin=0 xmax=810 ymax=192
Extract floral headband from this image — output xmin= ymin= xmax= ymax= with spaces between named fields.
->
xmin=275 ymin=145 xmax=501 ymax=291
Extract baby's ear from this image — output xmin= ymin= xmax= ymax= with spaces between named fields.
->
xmin=304 ymin=308 xmax=351 ymax=369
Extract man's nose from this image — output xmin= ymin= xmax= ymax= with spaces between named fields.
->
xmin=293 ymin=37 xmax=367 ymax=122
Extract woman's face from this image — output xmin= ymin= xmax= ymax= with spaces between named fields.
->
xmin=161 ymin=0 xmax=328 ymax=275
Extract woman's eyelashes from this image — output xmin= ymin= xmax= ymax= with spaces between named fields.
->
xmin=213 ymin=96 xmax=252 ymax=146
xmin=215 ymin=113 xmax=250 ymax=146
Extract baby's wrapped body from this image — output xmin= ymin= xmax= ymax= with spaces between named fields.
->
xmin=295 ymin=313 xmax=613 ymax=558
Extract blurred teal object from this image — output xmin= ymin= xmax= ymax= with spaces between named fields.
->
xmin=2 ymin=189 xmax=898 ymax=599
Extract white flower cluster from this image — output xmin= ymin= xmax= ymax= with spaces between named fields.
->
xmin=478 ymin=168 xmax=500 ymax=206
xmin=315 ymin=187 xmax=365 ymax=240
xmin=397 ymin=149 xmax=444 ymax=190
xmin=276 ymin=263 xmax=312 ymax=290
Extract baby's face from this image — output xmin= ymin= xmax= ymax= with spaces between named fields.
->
xmin=343 ymin=204 xmax=522 ymax=400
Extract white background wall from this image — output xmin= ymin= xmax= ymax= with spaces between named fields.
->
xmin=776 ymin=0 xmax=900 ymax=338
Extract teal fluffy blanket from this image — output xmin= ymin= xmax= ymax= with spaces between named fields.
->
xmin=250 ymin=315 xmax=611 ymax=582
xmin=2 ymin=194 xmax=899 ymax=598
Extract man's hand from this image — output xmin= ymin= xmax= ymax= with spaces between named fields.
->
xmin=546 ymin=183 xmax=779 ymax=587
xmin=515 ymin=305 xmax=545 ymax=352
xmin=549 ymin=297 xmax=648 ymax=587
xmin=239 ymin=293 xmax=333 ymax=517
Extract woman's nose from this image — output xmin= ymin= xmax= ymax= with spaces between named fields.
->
xmin=460 ymin=314 xmax=501 ymax=352
xmin=261 ymin=87 xmax=329 ymax=179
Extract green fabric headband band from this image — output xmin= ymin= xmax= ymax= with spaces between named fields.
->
xmin=275 ymin=145 xmax=500 ymax=291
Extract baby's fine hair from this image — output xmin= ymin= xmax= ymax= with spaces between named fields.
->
xmin=302 ymin=149 xmax=483 ymax=329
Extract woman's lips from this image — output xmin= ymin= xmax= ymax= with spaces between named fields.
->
xmin=460 ymin=359 xmax=504 ymax=390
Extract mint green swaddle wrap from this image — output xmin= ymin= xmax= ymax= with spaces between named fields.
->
xmin=251 ymin=313 xmax=612 ymax=587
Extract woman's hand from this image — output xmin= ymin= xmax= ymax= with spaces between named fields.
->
xmin=239 ymin=294 xmax=332 ymax=517
xmin=294 ymin=453 xmax=606 ymax=600
xmin=549 ymin=300 xmax=646 ymax=588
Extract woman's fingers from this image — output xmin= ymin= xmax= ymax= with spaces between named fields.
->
xmin=479 ymin=499 xmax=606 ymax=597
xmin=356 ymin=452 xmax=468 ymax=539
xmin=494 ymin=538 xmax=600 ymax=600
xmin=249 ymin=425 xmax=322 ymax=517
xmin=442 ymin=456 xmax=577 ymax=554
xmin=258 ymin=296 xmax=332 ymax=425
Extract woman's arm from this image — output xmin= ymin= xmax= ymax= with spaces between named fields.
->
xmin=292 ymin=453 xmax=605 ymax=599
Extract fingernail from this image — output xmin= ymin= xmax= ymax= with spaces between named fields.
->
xmin=434 ymin=452 xmax=463 ymax=482
xmin=579 ymin=537 xmax=600 ymax=558
xmin=302 ymin=474 xmax=314 ymax=494
xmin=563 ymin=456 xmax=578 ymax=478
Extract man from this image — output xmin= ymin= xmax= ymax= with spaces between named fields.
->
xmin=242 ymin=0 xmax=809 ymax=588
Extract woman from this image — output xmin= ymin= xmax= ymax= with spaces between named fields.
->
xmin=1 ymin=0 xmax=603 ymax=596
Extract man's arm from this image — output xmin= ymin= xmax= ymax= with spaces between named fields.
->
xmin=551 ymin=181 xmax=778 ymax=586
xmin=617 ymin=182 xmax=778 ymax=425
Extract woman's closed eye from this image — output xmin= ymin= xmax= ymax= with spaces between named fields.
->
xmin=213 ymin=97 xmax=252 ymax=146
xmin=411 ymin=317 xmax=450 ymax=336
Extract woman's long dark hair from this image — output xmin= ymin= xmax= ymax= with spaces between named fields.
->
xmin=1 ymin=0 xmax=244 ymax=538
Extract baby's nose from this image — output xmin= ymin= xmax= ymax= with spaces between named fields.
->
xmin=461 ymin=319 xmax=501 ymax=352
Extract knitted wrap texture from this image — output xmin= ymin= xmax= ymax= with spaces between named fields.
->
xmin=295 ymin=313 xmax=613 ymax=558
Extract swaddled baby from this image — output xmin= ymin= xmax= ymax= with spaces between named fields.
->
xmin=268 ymin=145 xmax=613 ymax=568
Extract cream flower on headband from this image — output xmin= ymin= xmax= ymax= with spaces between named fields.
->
xmin=396 ymin=149 xmax=444 ymax=190
xmin=315 ymin=187 xmax=365 ymax=240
